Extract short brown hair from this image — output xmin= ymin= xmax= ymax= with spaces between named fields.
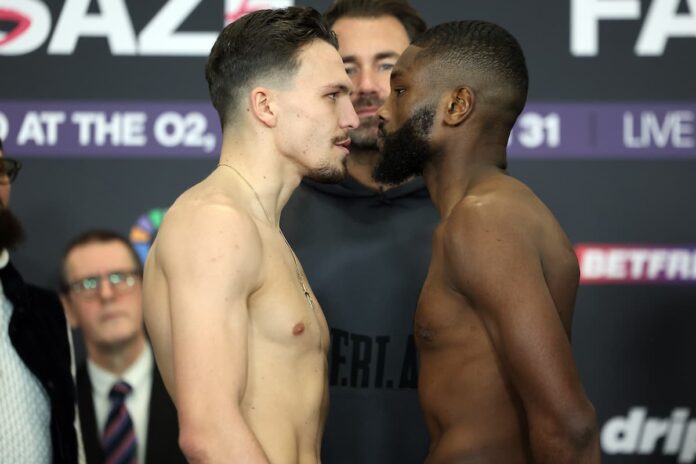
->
xmin=413 ymin=20 xmax=529 ymax=117
xmin=206 ymin=7 xmax=337 ymax=128
xmin=59 ymin=229 xmax=142 ymax=293
xmin=324 ymin=0 xmax=426 ymax=41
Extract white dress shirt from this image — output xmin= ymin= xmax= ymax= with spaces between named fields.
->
xmin=87 ymin=343 xmax=154 ymax=464
xmin=0 ymin=249 xmax=52 ymax=464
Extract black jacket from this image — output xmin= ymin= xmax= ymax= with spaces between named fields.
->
xmin=2 ymin=261 xmax=79 ymax=464
xmin=76 ymin=362 xmax=186 ymax=464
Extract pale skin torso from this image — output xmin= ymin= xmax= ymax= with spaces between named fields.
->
xmin=416 ymin=172 xmax=594 ymax=463
xmin=143 ymin=172 xmax=329 ymax=464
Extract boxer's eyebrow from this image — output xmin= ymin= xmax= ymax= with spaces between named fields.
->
xmin=342 ymin=51 xmax=400 ymax=64
xmin=322 ymin=83 xmax=352 ymax=95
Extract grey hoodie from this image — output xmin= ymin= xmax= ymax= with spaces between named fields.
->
xmin=282 ymin=175 xmax=438 ymax=464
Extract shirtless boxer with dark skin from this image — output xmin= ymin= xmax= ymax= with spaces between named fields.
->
xmin=374 ymin=21 xmax=601 ymax=464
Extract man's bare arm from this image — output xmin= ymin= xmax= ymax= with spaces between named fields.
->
xmin=444 ymin=200 xmax=600 ymax=464
xmin=155 ymin=203 xmax=270 ymax=463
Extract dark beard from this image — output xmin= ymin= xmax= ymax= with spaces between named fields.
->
xmin=373 ymin=106 xmax=436 ymax=185
xmin=0 ymin=205 xmax=25 ymax=250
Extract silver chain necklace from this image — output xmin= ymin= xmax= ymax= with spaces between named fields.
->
xmin=217 ymin=163 xmax=315 ymax=312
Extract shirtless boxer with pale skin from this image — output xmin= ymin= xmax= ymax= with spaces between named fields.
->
xmin=142 ymin=7 xmax=358 ymax=464
xmin=374 ymin=21 xmax=600 ymax=464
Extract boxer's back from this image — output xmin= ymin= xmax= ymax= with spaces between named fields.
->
xmin=144 ymin=177 xmax=329 ymax=464
xmin=415 ymin=173 xmax=584 ymax=463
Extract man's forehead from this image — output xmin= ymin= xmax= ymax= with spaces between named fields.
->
xmin=392 ymin=45 xmax=426 ymax=78
xmin=299 ymin=39 xmax=341 ymax=63
xmin=333 ymin=16 xmax=410 ymax=59
xmin=68 ymin=249 xmax=138 ymax=281
xmin=398 ymin=45 xmax=424 ymax=66
xmin=297 ymin=41 xmax=354 ymax=90
xmin=69 ymin=241 xmax=132 ymax=264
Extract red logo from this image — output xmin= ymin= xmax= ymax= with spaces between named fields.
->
xmin=225 ymin=0 xmax=271 ymax=25
xmin=0 ymin=8 xmax=30 ymax=46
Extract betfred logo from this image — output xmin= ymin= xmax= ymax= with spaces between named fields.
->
xmin=225 ymin=0 xmax=294 ymax=25
xmin=602 ymin=407 xmax=696 ymax=463
xmin=576 ymin=244 xmax=696 ymax=284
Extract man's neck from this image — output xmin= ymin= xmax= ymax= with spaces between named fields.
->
xmin=346 ymin=147 xmax=408 ymax=192
xmin=88 ymin=335 xmax=146 ymax=376
xmin=217 ymin=138 xmax=303 ymax=227
xmin=423 ymin=146 xmax=507 ymax=219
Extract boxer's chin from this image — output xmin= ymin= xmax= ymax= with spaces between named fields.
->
xmin=306 ymin=159 xmax=346 ymax=184
xmin=373 ymin=107 xmax=436 ymax=185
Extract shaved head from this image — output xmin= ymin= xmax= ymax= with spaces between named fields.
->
xmin=413 ymin=20 xmax=528 ymax=121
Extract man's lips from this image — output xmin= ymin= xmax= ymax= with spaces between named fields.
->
xmin=101 ymin=310 xmax=130 ymax=322
xmin=335 ymin=138 xmax=352 ymax=149
xmin=356 ymin=106 xmax=379 ymax=118
xmin=335 ymin=138 xmax=351 ymax=154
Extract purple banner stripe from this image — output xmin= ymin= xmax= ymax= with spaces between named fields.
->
xmin=1 ymin=100 xmax=695 ymax=158
xmin=0 ymin=100 xmax=221 ymax=157
xmin=508 ymin=102 xmax=696 ymax=158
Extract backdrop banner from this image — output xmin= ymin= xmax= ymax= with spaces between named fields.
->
xmin=2 ymin=1 xmax=695 ymax=463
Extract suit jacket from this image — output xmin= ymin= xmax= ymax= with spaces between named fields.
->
xmin=2 ymin=261 xmax=79 ymax=464
xmin=76 ymin=362 xmax=186 ymax=464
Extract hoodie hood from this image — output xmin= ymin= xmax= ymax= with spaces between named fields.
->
xmin=301 ymin=175 xmax=430 ymax=201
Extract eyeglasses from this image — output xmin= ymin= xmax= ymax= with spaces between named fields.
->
xmin=0 ymin=158 xmax=22 ymax=185
xmin=66 ymin=270 xmax=140 ymax=300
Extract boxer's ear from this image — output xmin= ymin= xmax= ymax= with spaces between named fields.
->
xmin=443 ymin=87 xmax=474 ymax=127
xmin=250 ymin=87 xmax=277 ymax=128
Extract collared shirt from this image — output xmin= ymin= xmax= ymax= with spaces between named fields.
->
xmin=87 ymin=343 xmax=154 ymax=464
xmin=0 ymin=249 xmax=52 ymax=464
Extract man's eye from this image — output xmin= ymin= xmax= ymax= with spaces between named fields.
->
xmin=394 ymin=88 xmax=406 ymax=96
xmin=327 ymin=92 xmax=339 ymax=101
xmin=379 ymin=63 xmax=395 ymax=72
xmin=345 ymin=67 xmax=357 ymax=77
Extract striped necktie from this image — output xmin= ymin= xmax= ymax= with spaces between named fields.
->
xmin=102 ymin=381 xmax=138 ymax=464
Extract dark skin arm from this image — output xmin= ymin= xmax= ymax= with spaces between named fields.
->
xmin=443 ymin=198 xmax=600 ymax=464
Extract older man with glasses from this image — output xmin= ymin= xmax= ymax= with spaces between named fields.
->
xmin=59 ymin=229 xmax=185 ymax=464
xmin=0 ymin=136 xmax=83 ymax=464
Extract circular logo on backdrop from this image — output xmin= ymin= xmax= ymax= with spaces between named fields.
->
xmin=130 ymin=208 xmax=167 ymax=264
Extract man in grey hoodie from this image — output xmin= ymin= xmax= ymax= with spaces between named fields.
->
xmin=282 ymin=1 xmax=437 ymax=463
